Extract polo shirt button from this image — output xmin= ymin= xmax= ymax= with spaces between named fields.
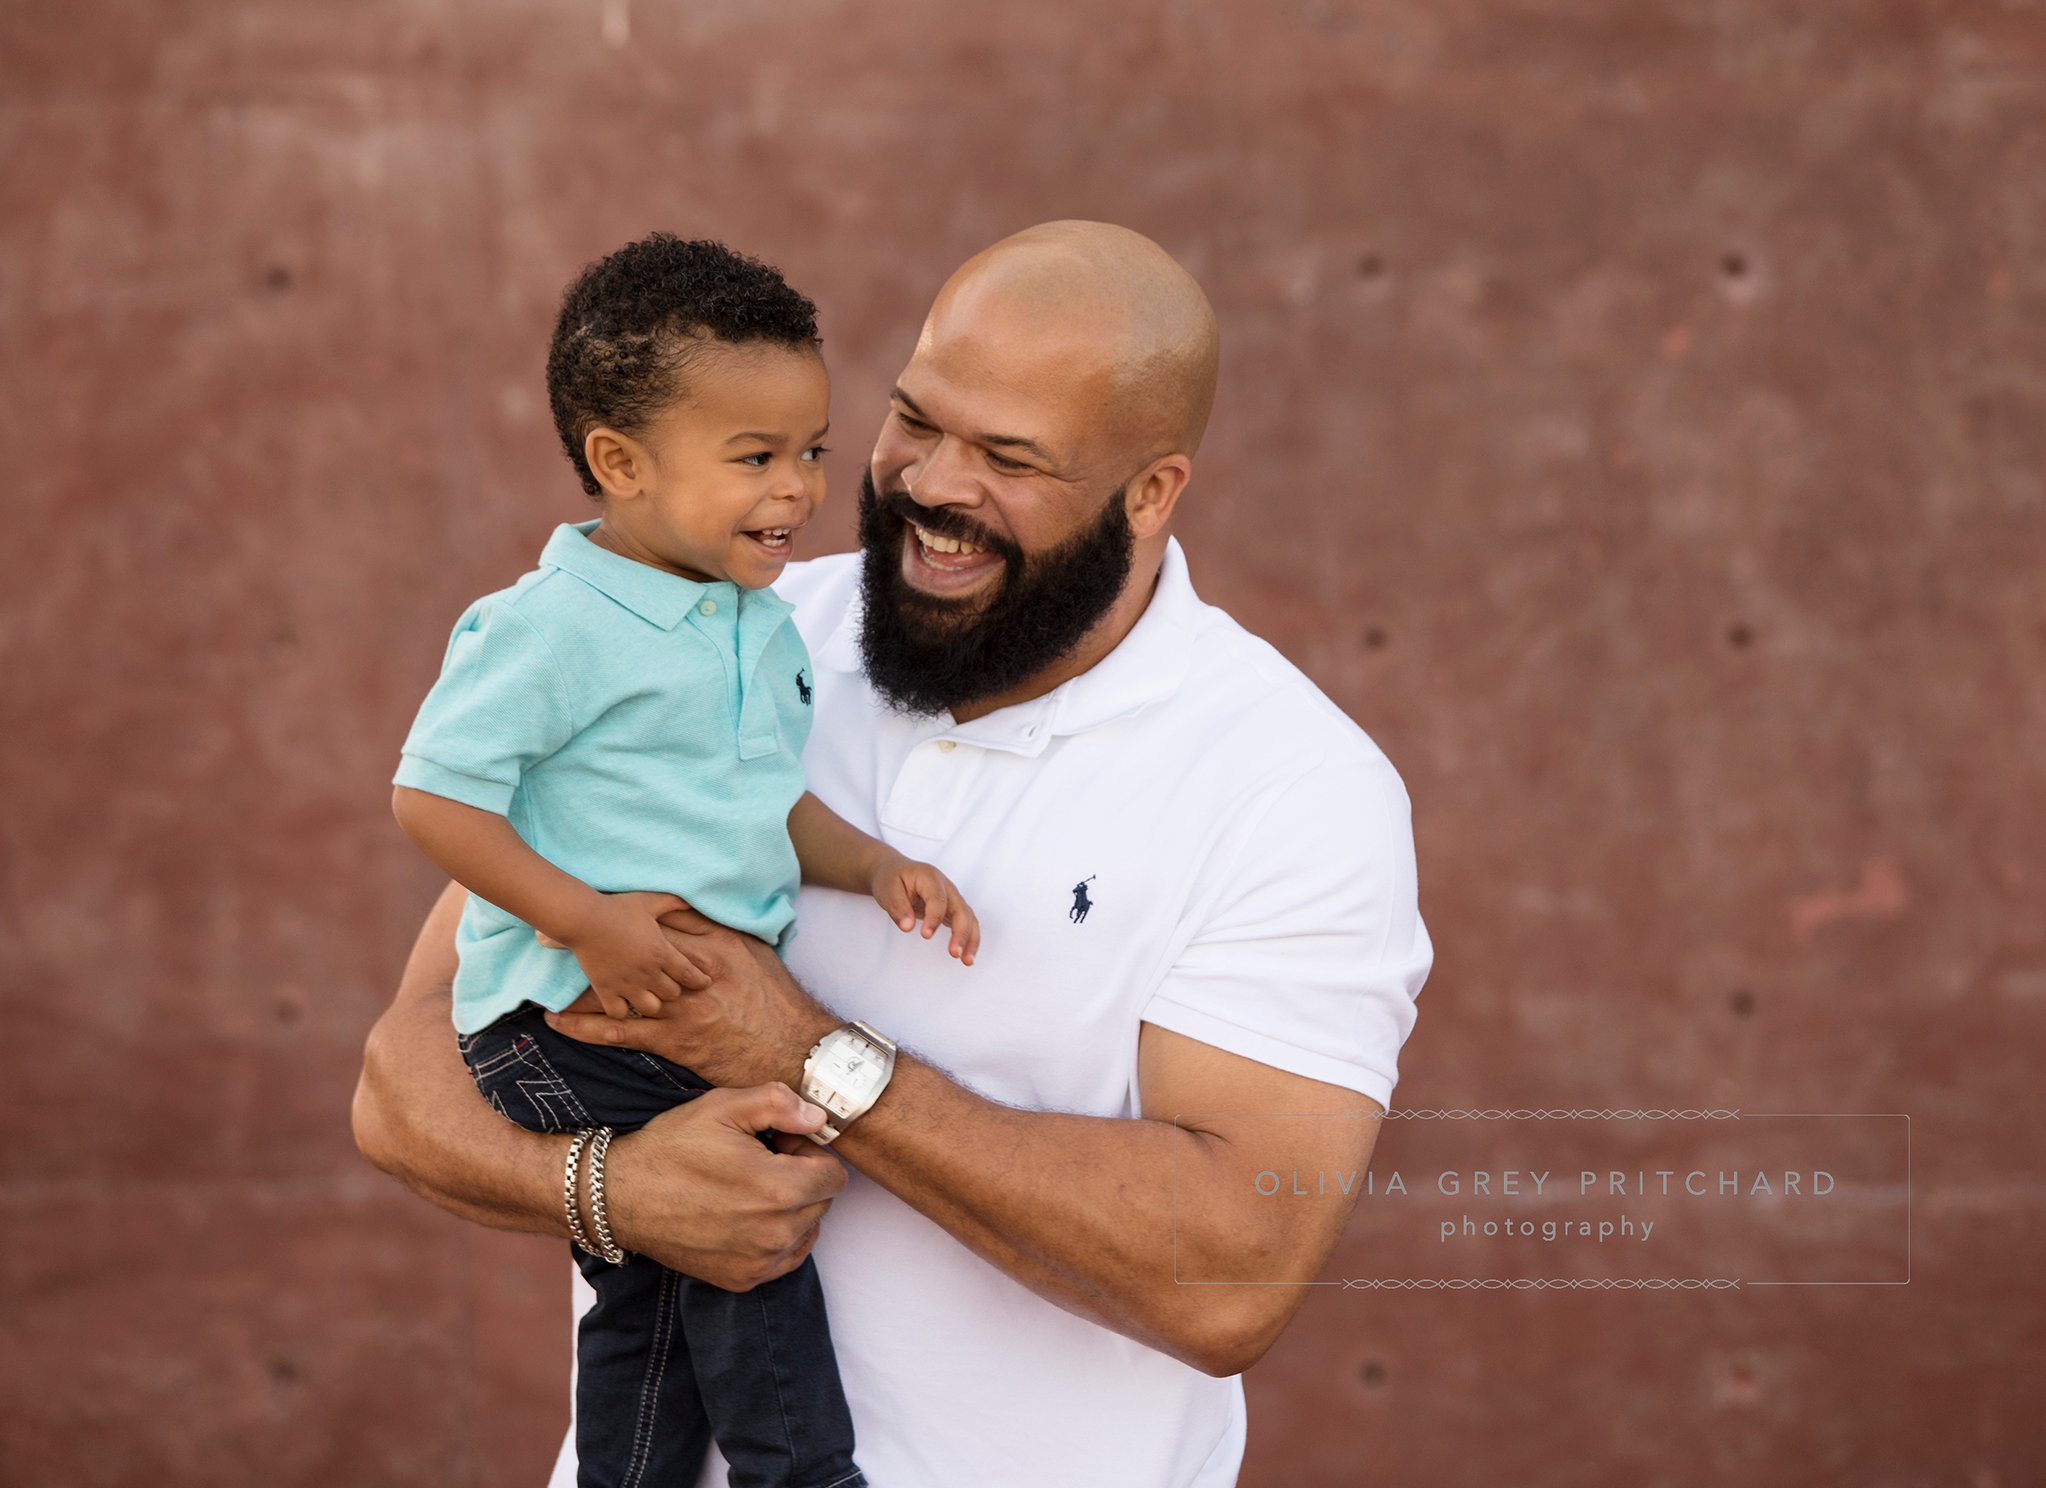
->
xmin=698 ymin=599 xmax=717 ymax=616
xmin=936 ymin=740 xmax=956 ymax=753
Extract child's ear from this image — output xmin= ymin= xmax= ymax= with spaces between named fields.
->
xmin=585 ymin=426 xmax=647 ymax=500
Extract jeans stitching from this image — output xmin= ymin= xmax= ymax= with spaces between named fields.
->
xmin=621 ymin=1265 xmax=678 ymax=1488
xmin=518 ymin=1039 xmax=595 ymax=1127
xmin=465 ymin=1040 xmax=534 ymax=1081
xmin=757 ymin=1282 xmax=804 ymax=1472
xmin=632 ymin=1050 xmax=709 ymax=1096
xmin=517 ymin=1075 xmax=569 ymax=1130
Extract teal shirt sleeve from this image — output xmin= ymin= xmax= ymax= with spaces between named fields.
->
xmin=394 ymin=597 xmax=576 ymax=815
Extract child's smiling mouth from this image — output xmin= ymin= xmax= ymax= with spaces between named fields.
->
xmin=741 ymin=524 xmax=799 ymax=558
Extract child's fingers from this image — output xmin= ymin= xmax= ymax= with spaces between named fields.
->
xmin=662 ymin=947 xmax=707 ymax=993
xmin=918 ymin=882 xmax=949 ymax=939
xmin=626 ymin=982 xmax=670 ymax=1018
xmin=878 ymin=879 xmax=917 ymax=933
xmin=619 ymin=890 xmax=689 ymax=921
xmin=946 ymin=906 xmax=982 ymax=965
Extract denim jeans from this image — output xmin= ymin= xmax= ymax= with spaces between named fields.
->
xmin=460 ymin=1005 xmax=865 ymax=1488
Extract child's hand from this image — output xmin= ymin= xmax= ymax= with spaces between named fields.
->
xmin=870 ymin=851 xmax=980 ymax=966
xmin=562 ymin=891 xmax=704 ymax=1019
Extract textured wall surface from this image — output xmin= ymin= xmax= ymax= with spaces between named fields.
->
xmin=2 ymin=1 xmax=2041 ymax=1483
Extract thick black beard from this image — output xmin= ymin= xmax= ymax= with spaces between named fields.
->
xmin=854 ymin=469 xmax=1136 ymax=716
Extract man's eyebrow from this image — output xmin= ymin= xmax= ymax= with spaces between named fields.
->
xmin=891 ymin=387 xmax=1056 ymax=465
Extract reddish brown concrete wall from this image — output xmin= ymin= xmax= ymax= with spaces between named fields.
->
xmin=2 ymin=1 xmax=2040 ymax=1483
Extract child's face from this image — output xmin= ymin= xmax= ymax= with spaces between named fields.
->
xmin=603 ymin=343 xmax=830 ymax=588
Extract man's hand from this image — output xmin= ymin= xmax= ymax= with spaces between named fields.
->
xmin=560 ymin=890 xmax=708 ymax=1019
xmin=604 ymin=1082 xmax=848 ymax=1289
xmin=546 ymin=903 xmax=839 ymax=1089
xmin=353 ymin=881 xmax=845 ymax=1294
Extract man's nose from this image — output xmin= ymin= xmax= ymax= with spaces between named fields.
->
xmin=901 ymin=435 xmax=985 ymax=511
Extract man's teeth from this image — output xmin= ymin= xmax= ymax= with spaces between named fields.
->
xmin=913 ymin=523 xmax=984 ymax=556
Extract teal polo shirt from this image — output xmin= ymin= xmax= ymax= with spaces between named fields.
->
xmin=395 ymin=520 xmax=815 ymax=1034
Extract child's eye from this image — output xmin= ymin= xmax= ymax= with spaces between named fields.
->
xmin=801 ymin=445 xmax=830 ymax=462
xmin=738 ymin=452 xmax=772 ymax=468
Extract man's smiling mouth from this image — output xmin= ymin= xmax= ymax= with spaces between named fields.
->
xmin=906 ymin=521 xmax=1002 ymax=579
xmin=910 ymin=522 xmax=985 ymax=557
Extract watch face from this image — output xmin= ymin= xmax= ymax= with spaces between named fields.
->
xmin=822 ymin=1039 xmax=882 ymax=1098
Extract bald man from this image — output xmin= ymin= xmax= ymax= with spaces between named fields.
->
xmin=354 ymin=222 xmax=1430 ymax=1487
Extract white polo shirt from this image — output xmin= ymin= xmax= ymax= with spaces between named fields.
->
xmin=548 ymin=536 xmax=1431 ymax=1488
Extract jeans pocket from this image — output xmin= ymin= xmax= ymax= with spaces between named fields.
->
xmin=461 ymin=1021 xmax=594 ymax=1134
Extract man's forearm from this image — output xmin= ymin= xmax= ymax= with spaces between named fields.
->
xmin=546 ymin=920 xmax=1369 ymax=1370
xmin=352 ymin=880 xmax=571 ymax=1239
xmin=832 ymin=1055 xmax=1296 ymax=1376
xmin=354 ymin=978 xmax=571 ymax=1238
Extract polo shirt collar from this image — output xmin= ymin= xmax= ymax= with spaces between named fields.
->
xmin=1040 ymin=535 xmax=1198 ymax=737
xmin=539 ymin=520 xmax=791 ymax=631
xmin=820 ymin=536 xmax=1200 ymax=747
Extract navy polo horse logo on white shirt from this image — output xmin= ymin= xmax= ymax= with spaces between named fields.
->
xmin=1069 ymin=876 xmax=1095 ymax=924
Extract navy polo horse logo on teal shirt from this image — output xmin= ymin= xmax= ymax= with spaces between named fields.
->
xmin=796 ymin=669 xmax=812 ymax=705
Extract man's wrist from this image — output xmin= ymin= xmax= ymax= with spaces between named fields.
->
xmin=522 ymin=1130 xmax=580 ymax=1242
xmin=784 ymin=1005 xmax=842 ymax=1090
xmin=590 ymin=1127 xmax=649 ymax=1254
xmin=799 ymin=1019 xmax=901 ymax=1144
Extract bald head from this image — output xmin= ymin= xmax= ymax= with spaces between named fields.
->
xmin=863 ymin=224 xmax=1218 ymax=717
xmin=923 ymin=220 xmax=1220 ymax=459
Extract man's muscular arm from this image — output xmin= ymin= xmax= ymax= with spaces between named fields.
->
xmin=350 ymin=882 xmax=851 ymax=1292
xmin=840 ymin=1022 xmax=1379 ymax=1378
xmin=547 ymin=912 xmax=1382 ymax=1377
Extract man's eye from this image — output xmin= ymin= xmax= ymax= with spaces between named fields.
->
xmin=895 ymin=411 xmax=933 ymax=435
xmin=986 ymin=451 xmax=1029 ymax=473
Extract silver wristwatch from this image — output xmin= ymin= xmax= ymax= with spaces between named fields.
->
xmin=800 ymin=1020 xmax=898 ymax=1145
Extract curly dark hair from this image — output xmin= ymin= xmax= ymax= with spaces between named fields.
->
xmin=545 ymin=233 xmax=820 ymax=497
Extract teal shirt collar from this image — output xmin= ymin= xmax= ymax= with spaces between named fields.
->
xmin=540 ymin=520 xmax=793 ymax=632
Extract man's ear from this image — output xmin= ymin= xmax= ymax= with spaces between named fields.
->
xmin=1123 ymin=454 xmax=1192 ymax=540
xmin=585 ymin=426 xmax=649 ymax=501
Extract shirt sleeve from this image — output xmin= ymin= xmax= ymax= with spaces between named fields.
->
xmin=393 ymin=597 xmax=576 ymax=816
xmin=1139 ymin=750 xmax=1432 ymax=1112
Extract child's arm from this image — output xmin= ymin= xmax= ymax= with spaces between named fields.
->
xmin=788 ymin=792 xmax=981 ymax=965
xmin=392 ymin=786 xmax=703 ymax=1017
